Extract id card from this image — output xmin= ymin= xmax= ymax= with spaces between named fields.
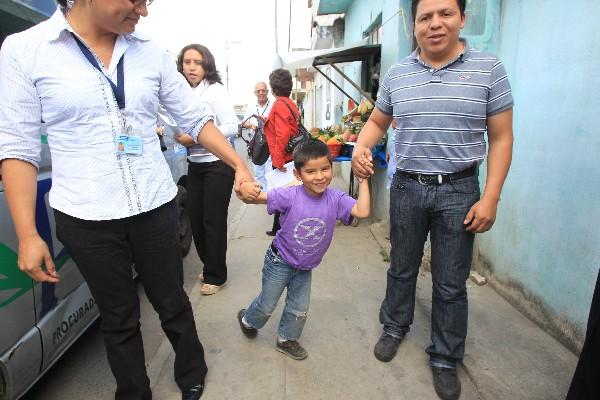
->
xmin=116 ymin=134 xmax=143 ymax=155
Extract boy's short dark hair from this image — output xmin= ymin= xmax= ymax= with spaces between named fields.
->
xmin=293 ymin=139 xmax=332 ymax=171
xmin=411 ymin=0 xmax=466 ymax=22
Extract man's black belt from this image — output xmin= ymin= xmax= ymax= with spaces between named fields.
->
xmin=270 ymin=242 xmax=279 ymax=255
xmin=398 ymin=166 xmax=476 ymax=185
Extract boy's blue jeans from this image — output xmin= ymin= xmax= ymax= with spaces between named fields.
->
xmin=244 ymin=246 xmax=312 ymax=341
xmin=381 ymin=171 xmax=480 ymax=368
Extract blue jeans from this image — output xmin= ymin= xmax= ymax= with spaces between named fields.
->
xmin=381 ymin=171 xmax=480 ymax=368
xmin=244 ymin=246 xmax=312 ymax=341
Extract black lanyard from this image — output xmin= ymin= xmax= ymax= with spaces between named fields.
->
xmin=71 ymin=33 xmax=125 ymax=110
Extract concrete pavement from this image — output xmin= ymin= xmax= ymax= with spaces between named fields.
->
xmin=150 ymin=178 xmax=578 ymax=400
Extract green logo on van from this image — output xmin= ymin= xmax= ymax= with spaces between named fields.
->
xmin=0 ymin=243 xmax=70 ymax=308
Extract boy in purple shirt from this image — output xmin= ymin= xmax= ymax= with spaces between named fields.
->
xmin=237 ymin=139 xmax=370 ymax=360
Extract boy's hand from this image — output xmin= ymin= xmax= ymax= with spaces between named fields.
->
xmin=239 ymin=181 xmax=262 ymax=202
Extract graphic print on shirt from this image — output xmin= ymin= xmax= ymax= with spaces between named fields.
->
xmin=293 ymin=217 xmax=327 ymax=256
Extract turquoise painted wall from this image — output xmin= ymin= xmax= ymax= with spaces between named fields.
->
xmin=474 ymin=0 xmax=600 ymax=335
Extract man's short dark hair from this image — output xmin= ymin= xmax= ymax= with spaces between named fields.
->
xmin=411 ymin=0 xmax=466 ymax=22
xmin=293 ymin=139 xmax=331 ymax=171
xmin=269 ymin=69 xmax=293 ymax=97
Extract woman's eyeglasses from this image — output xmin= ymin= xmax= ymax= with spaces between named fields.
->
xmin=131 ymin=0 xmax=154 ymax=6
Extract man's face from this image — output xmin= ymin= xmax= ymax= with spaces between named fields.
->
xmin=254 ymin=84 xmax=268 ymax=104
xmin=413 ymin=0 xmax=465 ymax=63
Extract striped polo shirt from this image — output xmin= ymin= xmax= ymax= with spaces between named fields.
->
xmin=376 ymin=43 xmax=513 ymax=174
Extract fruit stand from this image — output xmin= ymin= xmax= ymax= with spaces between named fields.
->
xmin=310 ymin=99 xmax=387 ymax=197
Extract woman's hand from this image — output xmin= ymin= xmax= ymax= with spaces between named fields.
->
xmin=239 ymin=181 xmax=262 ymax=201
xmin=18 ymin=234 xmax=60 ymax=283
xmin=233 ymin=166 xmax=256 ymax=200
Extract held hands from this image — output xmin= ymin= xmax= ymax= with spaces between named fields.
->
xmin=238 ymin=181 xmax=262 ymax=202
xmin=18 ymin=234 xmax=60 ymax=283
xmin=351 ymin=145 xmax=374 ymax=181
xmin=233 ymin=167 xmax=258 ymax=201
xmin=463 ymin=196 xmax=498 ymax=233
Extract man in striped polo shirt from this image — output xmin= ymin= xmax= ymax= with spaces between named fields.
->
xmin=352 ymin=0 xmax=513 ymax=399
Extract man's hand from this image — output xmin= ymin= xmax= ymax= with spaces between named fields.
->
xmin=463 ymin=196 xmax=499 ymax=233
xmin=174 ymin=134 xmax=196 ymax=147
xmin=351 ymin=145 xmax=374 ymax=180
xmin=18 ymin=234 xmax=60 ymax=283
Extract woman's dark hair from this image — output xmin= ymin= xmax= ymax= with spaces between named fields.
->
xmin=411 ymin=0 xmax=466 ymax=21
xmin=177 ymin=44 xmax=222 ymax=86
xmin=293 ymin=139 xmax=331 ymax=170
xmin=269 ymin=68 xmax=293 ymax=97
xmin=56 ymin=0 xmax=67 ymax=8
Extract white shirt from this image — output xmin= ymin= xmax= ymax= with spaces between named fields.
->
xmin=187 ymin=80 xmax=238 ymax=163
xmin=242 ymin=98 xmax=273 ymax=127
xmin=0 ymin=10 xmax=213 ymax=220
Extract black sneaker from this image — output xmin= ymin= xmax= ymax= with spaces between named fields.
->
xmin=431 ymin=366 xmax=461 ymax=400
xmin=276 ymin=340 xmax=308 ymax=360
xmin=237 ymin=309 xmax=258 ymax=338
xmin=181 ymin=383 xmax=204 ymax=400
xmin=373 ymin=333 xmax=402 ymax=362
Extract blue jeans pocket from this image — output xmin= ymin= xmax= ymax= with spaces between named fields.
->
xmin=392 ymin=172 xmax=409 ymax=191
xmin=449 ymin=177 xmax=480 ymax=194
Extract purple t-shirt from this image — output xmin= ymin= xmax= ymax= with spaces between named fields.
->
xmin=268 ymin=185 xmax=356 ymax=270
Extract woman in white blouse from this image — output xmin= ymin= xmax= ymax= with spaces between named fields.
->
xmin=174 ymin=44 xmax=238 ymax=296
xmin=0 ymin=1 xmax=254 ymax=399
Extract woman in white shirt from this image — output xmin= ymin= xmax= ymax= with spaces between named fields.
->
xmin=0 ymin=1 xmax=254 ymax=399
xmin=174 ymin=44 xmax=238 ymax=296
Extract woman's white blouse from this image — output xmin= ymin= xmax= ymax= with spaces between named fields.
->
xmin=187 ymin=80 xmax=239 ymax=163
xmin=0 ymin=10 xmax=213 ymax=220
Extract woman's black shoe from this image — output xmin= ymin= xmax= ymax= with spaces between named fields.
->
xmin=266 ymin=230 xmax=276 ymax=236
xmin=182 ymin=383 xmax=204 ymax=400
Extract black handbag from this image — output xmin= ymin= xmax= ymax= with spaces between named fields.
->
xmin=240 ymin=115 xmax=270 ymax=165
xmin=281 ymin=101 xmax=311 ymax=153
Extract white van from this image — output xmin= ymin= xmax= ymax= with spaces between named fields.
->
xmin=0 ymin=118 xmax=191 ymax=400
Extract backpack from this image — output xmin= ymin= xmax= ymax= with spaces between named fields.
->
xmin=281 ymin=100 xmax=311 ymax=153
xmin=240 ymin=115 xmax=270 ymax=165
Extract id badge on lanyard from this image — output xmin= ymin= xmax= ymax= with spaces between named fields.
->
xmin=71 ymin=33 xmax=143 ymax=156
xmin=116 ymin=122 xmax=143 ymax=156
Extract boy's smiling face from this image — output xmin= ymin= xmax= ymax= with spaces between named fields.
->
xmin=294 ymin=156 xmax=333 ymax=196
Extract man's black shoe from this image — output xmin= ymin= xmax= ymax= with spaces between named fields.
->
xmin=237 ymin=309 xmax=258 ymax=338
xmin=266 ymin=230 xmax=276 ymax=236
xmin=373 ymin=333 xmax=402 ymax=362
xmin=432 ymin=366 xmax=461 ymax=400
xmin=182 ymin=383 xmax=204 ymax=400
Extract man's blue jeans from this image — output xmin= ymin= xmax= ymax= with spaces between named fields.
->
xmin=244 ymin=246 xmax=312 ymax=341
xmin=381 ymin=171 xmax=480 ymax=368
